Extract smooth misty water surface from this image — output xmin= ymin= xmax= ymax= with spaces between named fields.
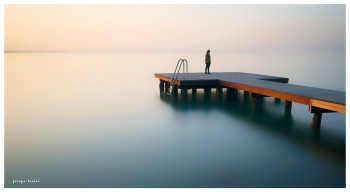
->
xmin=5 ymin=52 xmax=345 ymax=187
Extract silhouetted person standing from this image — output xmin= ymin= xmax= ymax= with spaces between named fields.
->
xmin=205 ymin=50 xmax=211 ymax=74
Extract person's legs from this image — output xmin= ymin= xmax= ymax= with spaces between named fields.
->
xmin=205 ymin=64 xmax=209 ymax=74
xmin=208 ymin=64 xmax=211 ymax=74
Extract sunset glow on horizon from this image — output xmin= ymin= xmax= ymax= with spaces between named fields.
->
xmin=5 ymin=4 xmax=345 ymax=53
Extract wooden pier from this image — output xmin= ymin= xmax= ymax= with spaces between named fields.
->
xmin=155 ymin=72 xmax=345 ymax=128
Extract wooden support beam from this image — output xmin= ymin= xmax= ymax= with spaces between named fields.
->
xmin=204 ymin=88 xmax=211 ymax=95
xmin=216 ymin=88 xmax=223 ymax=97
xmin=181 ymin=88 xmax=188 ymax=96
xmin=309 ymin=106 xmax=334 ymax=113
xmin=164 ymin=82 xmax=169 ymax=93
xmin=159 ymin=80 xmax=165 ymax=88
xmin=216 ymin=88 xmax=223 ymax=104
xmin=309 ymin=106 xmax=334 ymax=129
xmin=250 ymin=92 xmax=270 ymax=98
xmin=252 ymin=97 xmax=259 ymax=110
xmin=220 ymin=80 xmax=311 ymax=106
xmin=275 ymin=98 xmax=281 ymax=104
xmin=227 ymin=88 xmax=237 ymax=94
xmin=159 ymin=80 xmax=165 ymax=92
xmin=204 ymin=88 xmax=211 ymax=101
xmin=244 ymin=91 xmax=249 ymax=98
xmin=310 ymin=99 xmax=345 ymax=113
xmin=312 ymin=112 xmax=322 ymax=129
xmin=227 ymin=88 xmax=233 ymax=96
xmin=285 ymin=100 xmax=292 ymax=115
xmin=192 ymin=88 xmax=197 ymax=95
xmin=250 ymin=92 xmax=263 ymax=110
xmin=285 ymin=100 xmax=292 ymax=109
xmin=172 ymin=85 xmax=178 ymax=95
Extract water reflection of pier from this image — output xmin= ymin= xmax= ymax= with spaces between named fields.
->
xmin=159 ymin=89 xmax=345 ymax=161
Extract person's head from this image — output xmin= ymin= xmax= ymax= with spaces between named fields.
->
xmin=206 ymin=50 xmax=210 ymax=54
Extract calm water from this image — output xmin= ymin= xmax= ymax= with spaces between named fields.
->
xmin=5 ymin=52 xmax=345 ymax=187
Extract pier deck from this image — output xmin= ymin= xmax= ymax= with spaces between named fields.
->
xmin=155 ymin=72 xmax=345 ymax=128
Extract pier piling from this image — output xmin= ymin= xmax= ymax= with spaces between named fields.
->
xmin=204 ymin=88 xmax=211 ymax=95
xmin=192 ymin=88 xmax=197 ymax=95
xmin=172 ymin=85 xmax=178 ymax=95
xmin=312 ymin=112 xmax=322 ymax=129
xmin=250 ymin=92 xmax=263 ymax=110
xmin=244 ymin=91 xmax=249 ymax=96
xmin=216 ymin=88 xmax=223 ymax=97
xmin=275 ymin=98 xmax=281 ymax=104
xmin=285 ymin=100 xmax=292 ymax=109
xmin=181 ymin=88 xmax=188 ymax=96
xmin=159 ymin=80 xmax=165 ymax=89
xmin=164 ymin=82 xmax=169 ymax=93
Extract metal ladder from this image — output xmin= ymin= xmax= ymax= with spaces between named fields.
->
xmin=167 ymin=59 xmax=188 ymax=95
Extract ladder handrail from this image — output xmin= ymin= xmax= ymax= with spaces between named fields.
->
xmin=167 ymin=59 xmax=188 ymax=95
xmin=170 ymin=59 xmax=183 ymax=83
xmin=184 ymin=59 xmax=188 ymax=79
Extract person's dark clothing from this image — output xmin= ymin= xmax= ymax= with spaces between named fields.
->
xmin=205 ymin=53 xmax=211 ymax=64
xmin=205 ymin=53 xmax=211 ymax=74
xmin=205 ymin=63 xmax=210 ymax=74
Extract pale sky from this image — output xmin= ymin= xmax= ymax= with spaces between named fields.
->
xmin=4 ymin=4 xmax=345 ymax=53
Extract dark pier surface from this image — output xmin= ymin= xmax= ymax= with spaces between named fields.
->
xmin=155 ymin=72 xmax=345 ymax=128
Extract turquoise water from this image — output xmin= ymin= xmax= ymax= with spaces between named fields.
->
xmin=5 ymin=52 xmax=345 ymax=187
